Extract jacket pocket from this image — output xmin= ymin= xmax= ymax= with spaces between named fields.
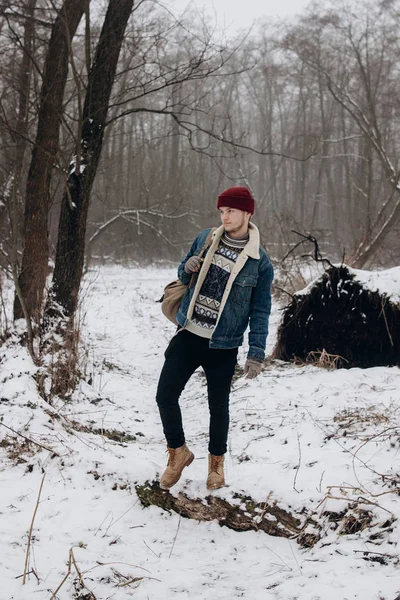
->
xmin=231 ymin=274 xmax=258 ymax=304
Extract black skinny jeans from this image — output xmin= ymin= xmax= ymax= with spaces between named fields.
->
xmin=156 ymin=330 xmax=238 ymax=456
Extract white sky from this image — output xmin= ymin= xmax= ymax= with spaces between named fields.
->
xmin=167 ymin=0 xmax=312 ymax=33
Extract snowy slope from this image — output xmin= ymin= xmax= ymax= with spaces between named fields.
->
xmin=1 ymin=266 xmax=399 ymax=600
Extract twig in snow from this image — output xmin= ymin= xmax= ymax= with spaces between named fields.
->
xmin=355 ymin=495 xmax=394 ymax=515
xmin=0 ymin=422 xmax=58 ymax=456
xmin=304 ymin=408 xmax=400 ymax=491
xmin=102 ymin=500 xmax=139 ymax=538
xmin=293 ymin=433 xmax=301 ymax=493
xmin=87 ymin=560 xmax=152 ymax=575
xmin=23 ymin=473 xmax=45 ymax=584
xmin=70 ymin=548 xmax=85 ymax=589
xmin=353 ymin=550 xmax=396 ymax=557
xmin=315 ymin=486 xmax=395 ymax=516
xmin=94 ymin=510 xmax=113 ymax=536
xmin=117 ymin=576 xmax=144 ymax=588
xmin=15 ymin=568 xmax=39 ymax=582
xmin=287 ymin=538 xmax=302 ymax=575
xmin=50 ymin=547 xmax=96 ymax=600
xmin=50 ymin=549 xmax=73 ymax=600
xmin=263 ymin=543 xmax=293 ymax=572
xmin=317 ymin=470 xmax=325 ymax=494
xmin=144 ymin=539 xmax=161 ymax=558
xmin=169 ymin=515 xmax=181 ymax=558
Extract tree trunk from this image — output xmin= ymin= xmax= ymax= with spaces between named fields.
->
xmin=49 ymin=0 xmax=134 ymax=317
xmin=0 ymin=0 xmax=36 ymax=266
xmin=13 ymin=0 xmax=37 ymax=200
xmin=14 ymin=0 xmax=88 ymax=321
xmin=135 ymin=480 xmax=308 ymax=542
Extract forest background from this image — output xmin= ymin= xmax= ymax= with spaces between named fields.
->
xmin=1 ymin=4 xmax=400 ymax=597
xmin=1 ymin=0 xmax=400 ymax=345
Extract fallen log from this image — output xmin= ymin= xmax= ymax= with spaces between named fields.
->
xmin=135 ymin=481 xmax=306 ymax=541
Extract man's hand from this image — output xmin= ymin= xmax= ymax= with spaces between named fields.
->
xmin=184 ymin=256 xmax=203 ymax=274
xmin=244 ymin=358 xmax=262 ymax=379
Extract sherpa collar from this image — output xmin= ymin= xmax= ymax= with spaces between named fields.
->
xmin=212 ymin=222 xmax=260 ymax=260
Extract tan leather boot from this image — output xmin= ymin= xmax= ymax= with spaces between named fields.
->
xmin=159 ymin=444 xmax=194 ymax=490
xmin=207 ymin=454 xmax=225 ymax=490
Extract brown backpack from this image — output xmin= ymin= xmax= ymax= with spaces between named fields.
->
xmin=161 ymin=228 xmax=215 ymax=325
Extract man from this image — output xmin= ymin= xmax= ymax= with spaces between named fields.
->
xmin=156 ymin=186 xmax=274 ymax=491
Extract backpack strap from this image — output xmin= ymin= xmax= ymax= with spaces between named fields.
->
xmin=188 ymin=227 xmax=216 ymax=288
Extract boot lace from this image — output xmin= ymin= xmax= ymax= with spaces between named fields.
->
xmin=166 ymin=448 xmax=177 ymax=467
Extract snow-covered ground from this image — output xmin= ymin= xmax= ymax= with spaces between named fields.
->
xmin=1 ymin=266 xmax=399 ymax=600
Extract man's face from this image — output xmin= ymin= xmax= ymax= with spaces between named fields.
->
xmin=219 ymin=207 xmax=250 ymax=234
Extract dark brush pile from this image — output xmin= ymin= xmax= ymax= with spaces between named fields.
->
xmin=274 ymin=265 xmax=400 ymax=369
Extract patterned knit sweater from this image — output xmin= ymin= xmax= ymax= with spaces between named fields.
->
xmin=186 ymin=231 xmax=249 ymax=339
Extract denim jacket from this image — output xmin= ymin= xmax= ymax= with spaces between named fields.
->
xmin=176 ymin=223 xmax=274 ymax=360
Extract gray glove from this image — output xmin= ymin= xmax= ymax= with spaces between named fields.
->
xmin=244 ymin=358 xmax=262 ymax=379
xmin=184 ymin=256 xmax=203 ymax=274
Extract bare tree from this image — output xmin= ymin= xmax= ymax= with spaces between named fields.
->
xmin=47 ymin=0 xmax=135 ymax=318
xmin=14 ymin=0 xmax=89 ymax=321
xmin=283 ymin=0 xmax=400 ymax=266
xmin=0 ymin=0 xmax=38 ymax=357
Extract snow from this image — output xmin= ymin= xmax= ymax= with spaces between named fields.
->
xmin=348 ymin=266 xmax=400 ymax=304
xmin=296 ymin=264 xmax=400 ymax=304
xmin=1 ymin=265 xmax=400 ymax=600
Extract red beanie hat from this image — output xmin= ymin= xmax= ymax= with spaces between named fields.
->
xmin=217 ymin=186 xmax=255 ymax=214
